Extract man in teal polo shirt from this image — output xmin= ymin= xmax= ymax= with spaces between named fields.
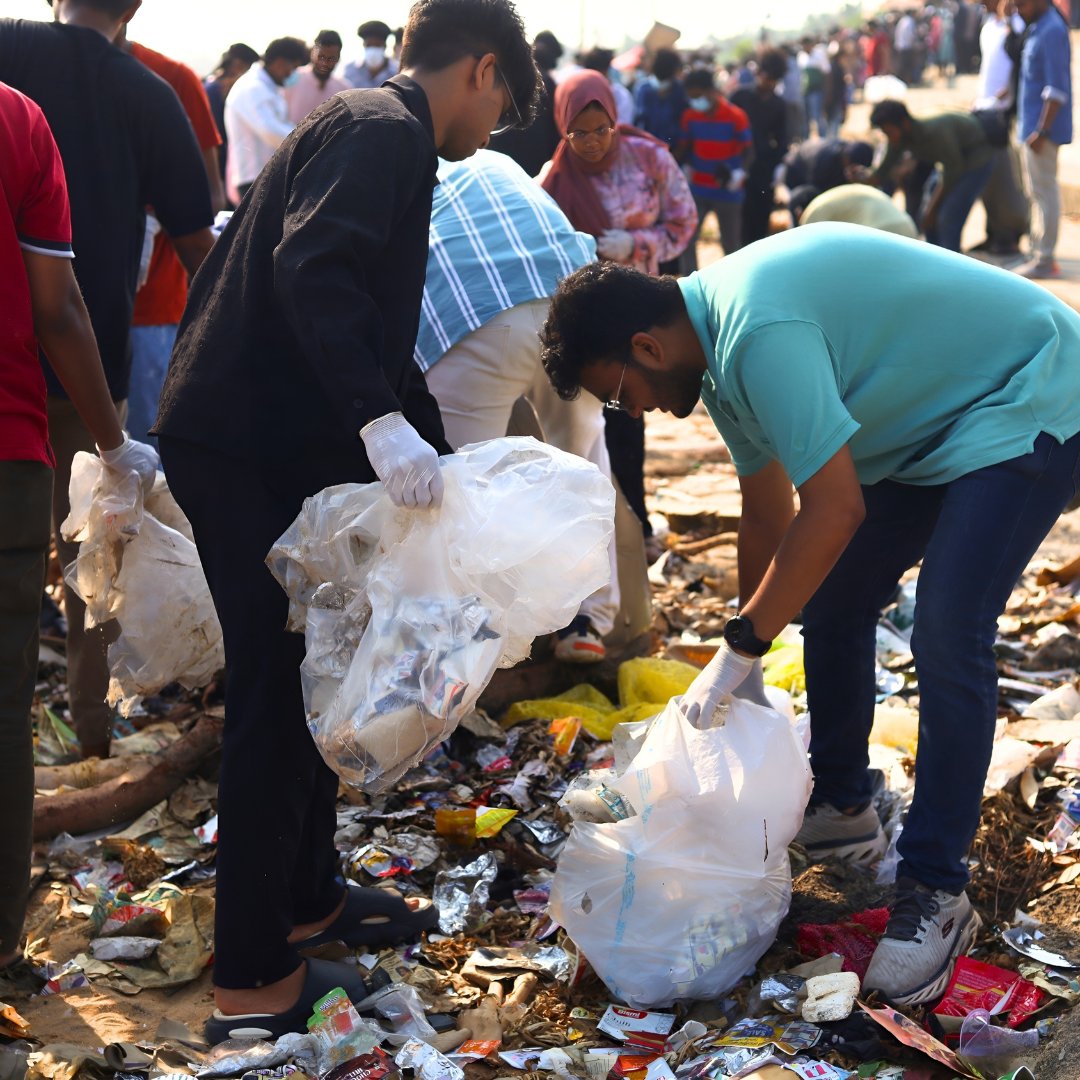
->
xmin=538 ymin=222 xmax=1080 ymax=1007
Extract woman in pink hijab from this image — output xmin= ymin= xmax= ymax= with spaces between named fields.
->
xmin=541 ymin=70 xmax=692 ymax=565
xmin=540 ymin=70 xmax=696 ymax=276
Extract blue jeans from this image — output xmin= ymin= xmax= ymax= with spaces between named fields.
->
xmin=127 ymin=324 xmax=178 ymax=445
xmin=802 ymin=431 xmax=1080 ymax=893
xmin=924 ymin=160 xmax=993 ymax=252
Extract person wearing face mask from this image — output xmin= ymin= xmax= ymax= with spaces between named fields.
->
xmin=633 ymin=48 xmax=687 ymax=149
xmin=344 ymin=19 xmax=399 ymax=89
xmin=675 ymin=67 xmax=752 ymax=271
xmin=224 ymin=36 xmax=308 ymax=201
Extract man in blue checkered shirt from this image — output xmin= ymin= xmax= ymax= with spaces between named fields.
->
xmin=417 ymin=148 xmax=621 ymax=662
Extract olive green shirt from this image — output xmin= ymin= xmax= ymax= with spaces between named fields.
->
xmin=873 ymin=111 xmax=992 ymax=193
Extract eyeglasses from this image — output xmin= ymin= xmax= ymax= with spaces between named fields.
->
xmin=604 ymin=362 xmax=629 ymax=412
xmin=567 ymin=123 xmax=616 ymax=142
xmin=491 ymin=61 xmax=522 ymax=135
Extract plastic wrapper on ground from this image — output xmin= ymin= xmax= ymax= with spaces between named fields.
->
xmin=267 ymin=438 xmax=614 ymax=791
xmin=550 ymin=694 xmax=813 ymax=1007
xmin=61 ymin=452 xmax=224 ymax=717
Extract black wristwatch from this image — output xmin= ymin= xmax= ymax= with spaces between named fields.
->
xmin=723 ymin=614 xmax=772 ymax=657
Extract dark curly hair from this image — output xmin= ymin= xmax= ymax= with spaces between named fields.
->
xmin=870 ymin=99 xmax=911 ymax=129
xmin=757 ymin=47 xmax=789 ymax=82
xmin=400 ymin=0 xmax=543 ymax=129
xmin=540 ymin=263 xmax=684 ymax=401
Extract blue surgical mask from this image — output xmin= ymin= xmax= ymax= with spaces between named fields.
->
xmin=283 ymin=70 xmax=300 ymax=89
xmin=689 ymin=95 xmax=710 ymax=112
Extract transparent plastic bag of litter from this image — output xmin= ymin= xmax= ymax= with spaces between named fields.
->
xmin=267 ymin=437 xmax=614 ymax=792
xmin=550 ymin=693 xmax=813 ymax=1008
xmin=61 ymin=452 xmax=224 ymax=717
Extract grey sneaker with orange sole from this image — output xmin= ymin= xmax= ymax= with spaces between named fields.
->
xmin=794 ymin=800 xmax=887 ymax=868
xmin=863 ymin=878 xmax=982 ymax=1006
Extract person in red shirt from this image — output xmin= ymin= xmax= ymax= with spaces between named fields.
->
xmin=675 ymin=67 xmax=752 ymax=271
xmin=0 ymin=80 xmax=157 ymax=985
xmin=120 ymin=27 xmax=226 ymax=445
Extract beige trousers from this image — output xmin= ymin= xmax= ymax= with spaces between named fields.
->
xmin=1022 ymin=140 xmax=1061 ymax=263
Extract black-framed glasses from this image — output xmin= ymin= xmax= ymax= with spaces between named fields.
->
xmin=567 ymin=123 xmax=616 ymax=142
xmin=491 ymin=61 xmax=522 ymax=135
xmin=604 ymin=362 xmax=629 ymax=411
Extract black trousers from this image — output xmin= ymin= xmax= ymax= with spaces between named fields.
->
xmin=603 ymin=410 xmax=650 ymax=536
xmin=0 ymin=462 xmax=52 ymax=957
xmin=159 ymin=437 xmax=354 ymax=989
xmin=741 ymin=167 xmax=776 ymax=246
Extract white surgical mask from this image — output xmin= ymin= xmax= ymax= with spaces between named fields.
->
xmin=364 ymin=45 xmax=386 ymax=69
xmin=688 ymin=95 xmax=710 ymax=112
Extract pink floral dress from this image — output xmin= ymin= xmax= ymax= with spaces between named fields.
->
xmin=590 ymin=135 xmax=698 ymax=275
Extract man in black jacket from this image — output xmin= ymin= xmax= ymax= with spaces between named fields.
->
xmin=154 ymin=0 xmax=540 ymax=1044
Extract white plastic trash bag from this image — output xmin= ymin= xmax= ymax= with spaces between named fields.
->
xmin=550 ymin=694 xmax=813 ymax=1008
xmin=61 ymin=452 xmax=224 ymax=716
xmin=267 ymin=437 xmax=614 ymax=792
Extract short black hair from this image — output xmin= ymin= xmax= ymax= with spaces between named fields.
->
xmin=540 ymin=263 xmax=685 ymax=401
xmin=870 ymin=99 xmax=910 ymax=128
xmin=580 ymin=46 xmax=615 ymax=72
xmin=757 ymin=47 xmax=788 ymax=81
xmin=533 ymin=30 xmax=563 ymax=71
xmin=215 ymin=42 xmax=260 ymax=74
xmin=314 ymin=29 xmax=343 ymax=49
xmin=264 ymin=37 xmax=310 ymax=65
xmin=400 ymin=0 xmax=542 ymax=129
xmin=63 ymin=0 xmax=137 ymax=13
xmin=844 ymin=140 xmax=874 ymax=168
xmin=357 ymin=20 xmax=393 ymax=41
xmin=651 ymin=48 xmax=681 ymax=82
xmin=683 ymin=68 xmax=716 ymax=93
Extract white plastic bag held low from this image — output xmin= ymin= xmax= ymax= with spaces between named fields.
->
xmin=268 ymin=437 xmax=614 ymax=792
xmin=550 ymin=695 xmax=812 ymax=1007
xmin=61 ymin=452 xmax=224 ymax=716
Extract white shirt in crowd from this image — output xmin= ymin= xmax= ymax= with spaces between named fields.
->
xmin=611 ymin=79 xmax=635 ymax=124
xmin=895 ymin=14 xmax=918 ymax=51
xmin=224 ymin=65 xmax=293 ymax=189
xmin=343 ymin=54 xmax=399 ymax=89
xmin=975 ymin=12 xmax=1026 ymax=111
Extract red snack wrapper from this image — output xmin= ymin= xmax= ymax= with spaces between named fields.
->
xmin=795 ymin=908 xmax=890 ymax=979
xmin=932 ymin=956 xmax=1045 ymax=1031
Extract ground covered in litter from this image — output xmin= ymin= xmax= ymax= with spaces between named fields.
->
xmin=7 ymin=407 xmax=1080 ymax=1080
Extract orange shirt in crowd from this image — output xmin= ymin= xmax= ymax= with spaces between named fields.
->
xmin=129 ymin=41 xmax=221 ymax=327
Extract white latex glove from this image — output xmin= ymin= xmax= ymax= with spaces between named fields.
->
xmin=98 ymin=433 xmax=160 ymax=495
xmin=360 ymin=411 xmax=444 ymax=509
xmin=679 ymin=641 xmax=756 ymax=728
xmin=596 ymin=228 xmax=635 ymax=262
xmin=727 ymin=167 xmax=747 ymax=192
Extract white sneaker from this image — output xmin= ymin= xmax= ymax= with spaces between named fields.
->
xmin=554 ymin=616 xmax=606 ymax=664
xmin=863 ymin=879 xmax=982 ymax=1006
xmin=794 ymin=801 xmax=887 ymax=868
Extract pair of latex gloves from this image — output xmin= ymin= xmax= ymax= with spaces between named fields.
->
xmin=680 ymin=641 xmax=769 ymax=728
xmin=100 ymin=414 xmax=444 ymax=513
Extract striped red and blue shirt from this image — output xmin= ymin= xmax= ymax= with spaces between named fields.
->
xmin=680 ymin=98 xmax=752 ymax=202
